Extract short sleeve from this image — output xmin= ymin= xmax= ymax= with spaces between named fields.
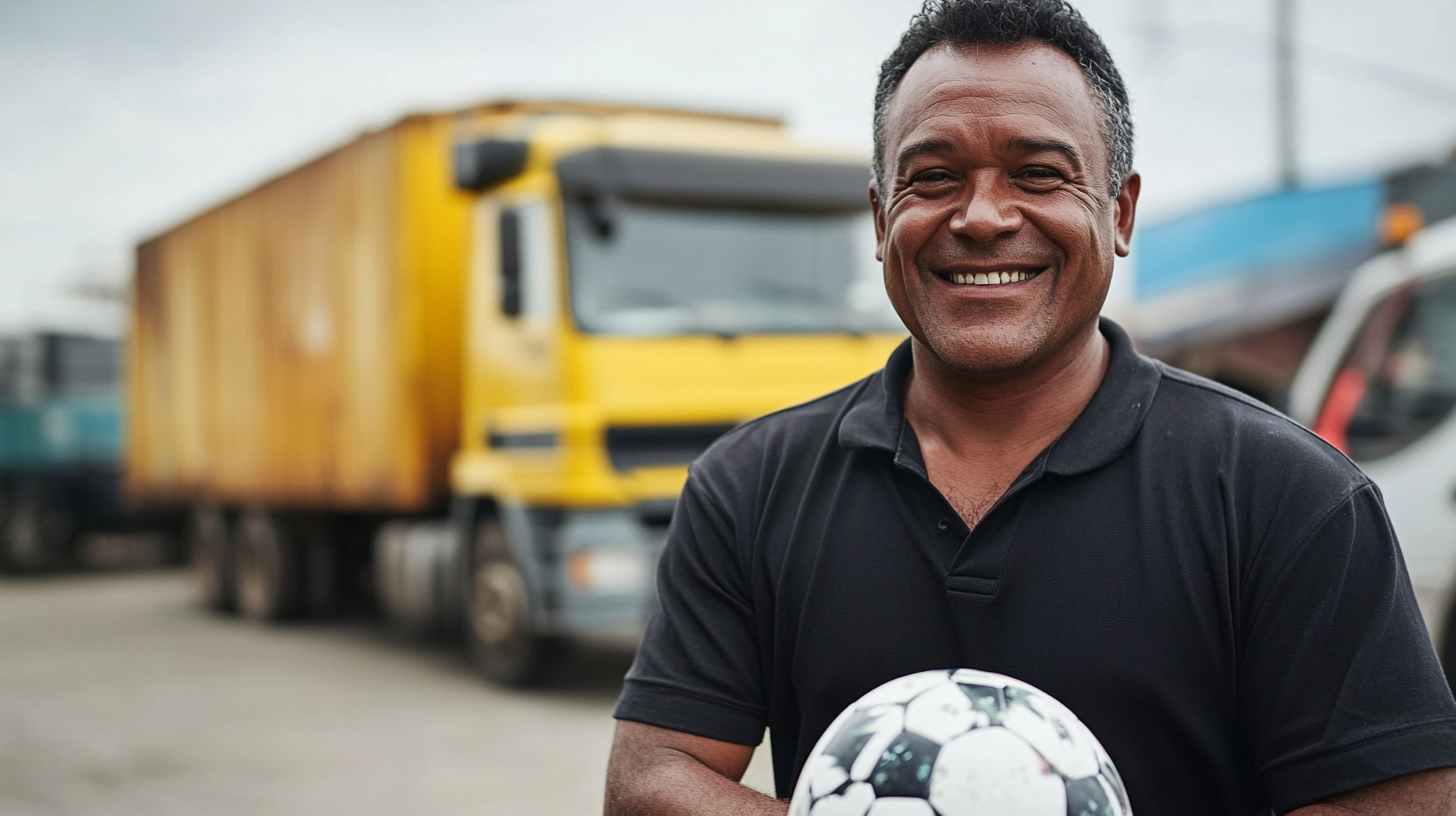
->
xmin=1242 ymin=482 xmax=1456 ymax=812
xmin=612 ymin=456 xmax=768 ymax=746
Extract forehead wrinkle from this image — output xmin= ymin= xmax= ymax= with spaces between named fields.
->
xmin=888 ymin=44 xmax=1103 ymax=128
xmin=891 ymin=91 xmax=1099 ymax=178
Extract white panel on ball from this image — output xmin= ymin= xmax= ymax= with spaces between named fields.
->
xmin=999 ymin=694 xmax=1100 ymax=780
xmin=902 ymin=681 xmax=983 ymax=743
xmin=856 ymin=671 xmax=952 ymax=707
xmin=808 ymin=781 xmax=876 ymax=816
xmin=928 ymin=727 xmax=1067 ymax=816
xmin=864 ymin=797 xmax=937 ymax=815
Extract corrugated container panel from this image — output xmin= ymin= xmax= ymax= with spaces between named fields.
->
xmin=126 ymin=114 xmax=469 ymax=511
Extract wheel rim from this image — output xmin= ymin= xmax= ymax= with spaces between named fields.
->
xmin=237 ymin=514 xmax=278 ymax=619
xmin=470 ymin=560 xmax=525 ymax=646
xmin=190 ymin=510 xmax=225 ymax=606
xmin=192 ymin=532 xmax=217 ymax=600
xmin=6 ymin=505 xmax=41 ymax=565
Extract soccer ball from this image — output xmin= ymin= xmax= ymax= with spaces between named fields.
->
xmin=788 ymin=669 xmax=1131 ymax=816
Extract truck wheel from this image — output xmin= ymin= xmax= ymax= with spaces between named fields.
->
xmin=235 ymin=508 xmax=304 ymax=622
xmin=0 ymin=488 xmax=20 ymax=574
xmin=188 ymin=505 xmax=235 ymax=611
xmin=0 ymin=484 xmax=74 ymax=573
xmin=466 ymin=516 xmax=561 ymax=686
xmin=0 ymin=534 xmax=25 ymax=576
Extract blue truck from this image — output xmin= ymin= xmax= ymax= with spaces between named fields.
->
xmin=0 ymin=330 xmax=176 ymax=572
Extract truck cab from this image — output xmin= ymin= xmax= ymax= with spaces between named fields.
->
xmin=442 ymin=107 xmax=905 ymax=682
xmin=0 ymin=330 xmax=126 ymax=571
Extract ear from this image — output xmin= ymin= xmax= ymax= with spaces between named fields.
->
xmin=870 ymin=181 xmax=886 ymax=262
xmin=1114 ymin=171 xmax=1140 ymax=257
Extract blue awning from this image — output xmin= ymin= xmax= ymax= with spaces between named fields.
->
xmin=1133 ymin=179 xmax=1383 ymax=348
xmin=1137 ymin=179 xmax=1381 ymax=298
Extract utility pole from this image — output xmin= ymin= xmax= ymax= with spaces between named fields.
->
xmin=1274 ymin=0 xmax=1298 ymax=188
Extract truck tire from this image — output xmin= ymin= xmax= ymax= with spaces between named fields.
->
xmin=0 ymin=482 xmax=74 ymax=573
xmin=0 ymin=487 xmax=19 ymax=575
xmin=0 ymin=491 xmax=21 ymax=575
xmin=188 ymin=505 xmax=235 ymax=611
xmin=466 ymin=516 xmax=562 ymax=686
xmin=235 ymin=508 xmax=304 ymax=622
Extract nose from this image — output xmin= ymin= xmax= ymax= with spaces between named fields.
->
xmin=947 ymin=172 xmax=1023 ymax=242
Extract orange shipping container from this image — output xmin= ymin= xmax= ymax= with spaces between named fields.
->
xmin=127 ymin=114 xmax=470 ymax=512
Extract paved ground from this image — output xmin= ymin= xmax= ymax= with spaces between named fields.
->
xmin=0 ymin=570 xmax=775 ymax=816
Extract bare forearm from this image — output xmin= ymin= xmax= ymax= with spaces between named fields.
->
xmin=605 ymin=748 xmax=786 ymax=816
xmin=1287 ymin=766 xmax=1456 ymax=816
xmin=605 ymin=720 xmax=788 ymax=816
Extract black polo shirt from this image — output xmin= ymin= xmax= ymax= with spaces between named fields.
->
xmin=614 ymin=318 xmax=1456 ymax=815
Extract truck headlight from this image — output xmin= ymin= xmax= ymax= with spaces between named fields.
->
xmin=567 ymin=548 xmax=650 ymax=594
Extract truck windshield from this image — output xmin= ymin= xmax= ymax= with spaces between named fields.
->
xmin=564 ymin=200 xmax=902 ymax=336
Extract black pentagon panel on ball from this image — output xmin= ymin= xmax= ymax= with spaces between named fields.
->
xmin=870 ymin=731 xmax=940 ymax=799
xmin=1005 ymin=685 xmax=1073 ymax=738
xmin=1004 ymin=686 xmax=1038 ymax=711
xmin=824 ymin=709 xmax=893 ymax=771
xmin=1101 ymin=759 xmax=1131 ymax=815
xmin=1065 ymin=775 xmax=1114 ymax=816
xmin=954 ymin=681 xmax=1005 ymax=720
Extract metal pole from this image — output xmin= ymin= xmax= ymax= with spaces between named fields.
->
xmin=1274 ymin=0 xmax=1298 ymax=188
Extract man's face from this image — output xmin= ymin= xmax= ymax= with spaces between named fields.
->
xmin=872 ymin=40 xmax=1139 ymax=378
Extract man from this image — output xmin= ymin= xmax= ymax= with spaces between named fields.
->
xmin=604 ymin=1 xmax=1456 ymax=813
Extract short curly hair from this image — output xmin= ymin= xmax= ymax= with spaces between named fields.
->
xmin=872 ymin=0 xmax=1134 ymax=198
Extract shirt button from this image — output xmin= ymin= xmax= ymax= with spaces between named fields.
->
xmin=937 ymin=519 xmax=950 ymax=532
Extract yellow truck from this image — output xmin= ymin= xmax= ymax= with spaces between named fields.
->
xmin=127 ymin=100 xmax=904 ymax=684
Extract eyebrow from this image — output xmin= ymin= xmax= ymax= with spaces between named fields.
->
xmin=894 ymin=138 xmax=956 ymax=177
xmin=1006 ymin=137 xmax=1083 ymax=170
xmin=894 ymin=135 xmax=1085 ymax=177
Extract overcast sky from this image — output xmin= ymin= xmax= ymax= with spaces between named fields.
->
xmin=1 ymin=0 xmax=1454 ymax=330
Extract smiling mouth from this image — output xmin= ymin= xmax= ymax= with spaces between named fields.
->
xmin=941 ymin=269 xmax=1044 ymax=286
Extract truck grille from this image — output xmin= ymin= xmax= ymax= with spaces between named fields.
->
xmin=605 ymin=424 xmax=737 ymax=471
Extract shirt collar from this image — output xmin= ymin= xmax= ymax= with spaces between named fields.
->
xmin=838 ymin=317 xmax=1161 ymax=477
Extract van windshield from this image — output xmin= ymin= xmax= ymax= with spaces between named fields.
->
xmin=563 ymin=199 xmax=903 ymax=336
xmin=1326 ymin=272 xmax=1456 ymax=461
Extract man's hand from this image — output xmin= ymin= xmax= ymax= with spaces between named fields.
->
xmin=604 ymin=720 xmax=788 ymax=816
xmin=1289 ymin=767 xmax=1456 ymax=815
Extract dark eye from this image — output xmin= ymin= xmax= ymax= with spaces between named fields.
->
xmin=1017 ymin=166 xmax=1064 ymax=188
xmin=911 ymin=169 xmax=954 ymax=185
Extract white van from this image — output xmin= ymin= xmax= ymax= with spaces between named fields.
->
xmin=1290 ymin=214 xmax=1456 ymax=681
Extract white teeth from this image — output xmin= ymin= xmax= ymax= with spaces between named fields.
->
xmin=950 ymin=270 xmax=1038 ymax=285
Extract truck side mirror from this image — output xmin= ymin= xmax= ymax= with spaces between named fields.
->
xmin=454 ymin=139 xmax=529 ymax=192
xmin=499 ymin=208 xmax=522 ymax=317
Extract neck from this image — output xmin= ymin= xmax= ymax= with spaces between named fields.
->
xmin=903 ymin=321 xmax=1110 ymax=466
